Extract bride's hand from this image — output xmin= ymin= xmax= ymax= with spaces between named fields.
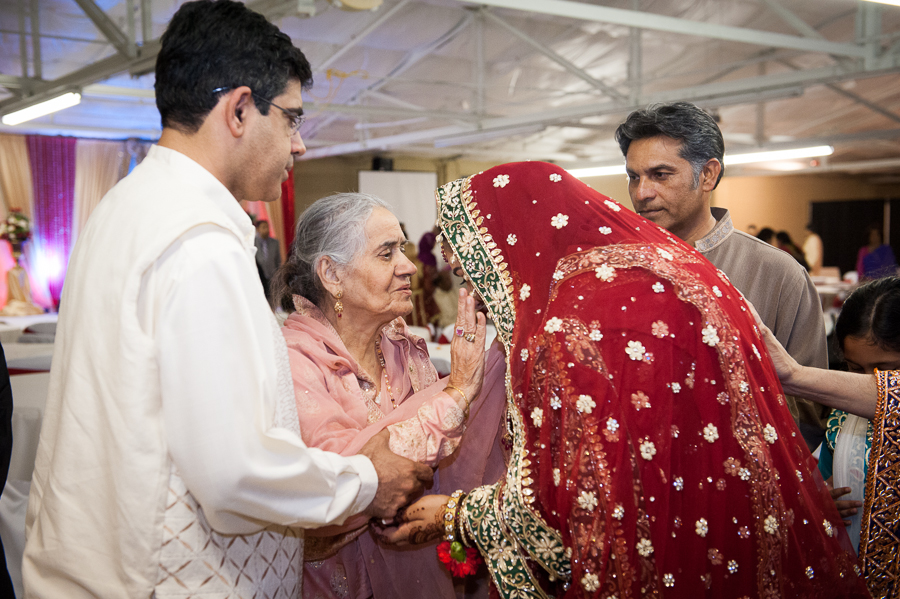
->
xmin=375 ymin=494 xmax=449 ymax=546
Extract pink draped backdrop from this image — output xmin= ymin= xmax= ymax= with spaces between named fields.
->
xmin=0 ymin=141 xmax=296 ymax=313
xmin=25 ymin=136 xmax=76 ymax=309
xmin=281 ymin=170 xmax=295 ymax=249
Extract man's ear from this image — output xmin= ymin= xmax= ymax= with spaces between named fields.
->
xmin=224 ymin=86 xmax=254 ymax=138
xmin=316 ymin=256 xmax=343 ymax=298
xmin=701 ymin=158 xmax=722 ymax=192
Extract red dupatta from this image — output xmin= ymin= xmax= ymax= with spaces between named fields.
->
xmin=437 ymin=162 xmax=869 ymax=598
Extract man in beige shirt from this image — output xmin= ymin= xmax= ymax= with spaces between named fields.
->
xmin=615 ymin=101 xmax=828 ymax=448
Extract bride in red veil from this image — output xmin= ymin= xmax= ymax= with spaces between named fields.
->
xmin=385 ymin=162 xmax=869 ymax=598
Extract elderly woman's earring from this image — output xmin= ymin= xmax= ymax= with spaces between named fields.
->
xmin=334 ymin=291 xmax=343 ymax=318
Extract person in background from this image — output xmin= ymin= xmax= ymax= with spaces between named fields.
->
xmin=22 ymin=2 xmax=430 ymax=596
xmin=431 ymin=267 xmax=459 ymax=330
xmin=756 ymin=227 xmax=776 ymax=245
xmin=856 ymin=223 xmax=898 ymax=280
xmin=803 ymin=222 xmax=824 ymax=276
xmin=815 ymin=277 xmax=900 ymax=553
xmin=254 ymin=219 xmax=281 ymax=304
xmin=776 ymin=230 xmax=810 ymax=271
xmin=615 ymin=101 xmax=830 ymax=449
xmin=273 ymin=192 xmax=505 ymax=599
xmin=756 ymin=276 xmax=900 ymax=599
xmin=416 ymin=226 xmax=440 ymax=324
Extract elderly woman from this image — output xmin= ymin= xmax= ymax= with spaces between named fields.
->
xmin=270 ymin=192 xmax=506 ymax=599
xmin=758 ymin=276 xmax=900 ymax=598
xmin=384 ymin=162 xmax=868 ymax=597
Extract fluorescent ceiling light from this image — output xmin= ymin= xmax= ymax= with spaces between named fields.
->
xmin=567 ymin=165 xmax=626 ymax=178
xmin=568 ymin=145 xmax=834 ymax=178
xmin=861 ymin=0 xmax=900 ymax=7
xmin=1 ymin=92 xmax=82 ymax=126
xmin=724 ymin=145 xmax=833 ymax=166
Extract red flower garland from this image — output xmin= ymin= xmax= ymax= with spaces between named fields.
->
xmin=437 ymin=540 xmax=482 ymax=577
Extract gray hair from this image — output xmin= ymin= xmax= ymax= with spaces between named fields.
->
xmin=614 ymin=101 xmax=725 ymax=188
xmin=272 ymin=192 xmax=390 ymax=311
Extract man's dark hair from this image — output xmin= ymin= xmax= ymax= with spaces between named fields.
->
xmin=756 ymin=227 xmax=775 ymax=244
xmin=615 ymin=102 xmax=725 ymax=189
xmin=155 ymin=0 xmax=313 ymax=133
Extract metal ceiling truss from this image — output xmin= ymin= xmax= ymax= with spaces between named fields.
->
xmin=0 ymin=0 xmax=296 ymax=115
xmin=304 ymin=0 xmax=900 ymax=158
xmin=3 ymin=0 xmax=900 ymax=161
xmin=303 ymin=57 xmax=900 ymax=159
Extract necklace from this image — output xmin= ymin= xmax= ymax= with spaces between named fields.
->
xmin=374 ymin=339 xmax=397 ymax=409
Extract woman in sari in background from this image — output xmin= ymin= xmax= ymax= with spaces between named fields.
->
xmin=271 ymin=193 xmax=507 ymax=599
xmin=759 ymin=276 xmax=900 ymax=599
xmin=385 ymin=162 xmax=868 ymax=597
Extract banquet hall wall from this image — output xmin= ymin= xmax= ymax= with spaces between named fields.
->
xmin=295 ymin=154 xmax=900 ymax=264
xmin=2 ymin=135 xmax=900 ymax=314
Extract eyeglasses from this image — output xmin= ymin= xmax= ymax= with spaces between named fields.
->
xmin=212 ymin=87 xmax=306 ymax=135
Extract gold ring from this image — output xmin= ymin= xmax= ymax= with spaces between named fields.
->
xmin=464 ymin=333 xmax=476 ymax=343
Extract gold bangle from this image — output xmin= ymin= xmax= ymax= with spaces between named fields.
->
xmin=443 ymin=489 xmax=465 ymax=542
xmin=444 ymin=384 xmax=470 ymax=420
xmin=444 ymin=384 xmax=469 ymax=407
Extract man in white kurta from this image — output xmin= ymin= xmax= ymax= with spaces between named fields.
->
xmin=23 ymin=2 xmax=430 ymax=597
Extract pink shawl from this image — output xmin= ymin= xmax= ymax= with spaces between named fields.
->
xmin=282 ymin=299 xmax=508 ymax=598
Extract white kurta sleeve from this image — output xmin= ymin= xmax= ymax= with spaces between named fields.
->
xmin=142 ymin=225 xmax=377 ymax=534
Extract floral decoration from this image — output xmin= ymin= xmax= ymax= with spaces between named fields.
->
xmin=544 ymin=317 xmax=563 ymax=333
xmin=581 ymin=573 xmax=600 ymax=592
xmin=0 ymin=209 xmax=32 ymax=246
xmin=594 ymin=264 xmax=616 ymax=281
xmin=640 ymin=439 xmax=657 ymax=460
xmin=701 ymin=325 xmax=720 ymax=347
xmin=437 ymin=540 xmax=482 ymax=577
xmin=577 ymin=491 xmax=598 ymax=511
xmin=695 ymin=518 xmax=709 ymax=537
xmin=626 ymin=340 xmax=646 ymax=361
xmin=492 ymin=174 xmax=510 ymax=188
xmin=576 ymin=394 xmax=596 ymax=414
xmin=636 ymin=538 xmax=654 ymax=557
xmin=651 ymin=321 xmax=669 ymax=338
xmin=631 ymin=391 xmax=651 ymax=411
xmin=551 ymin=213 xmax=569 ymax=229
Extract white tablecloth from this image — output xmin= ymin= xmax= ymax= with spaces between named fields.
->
xmin=0 ymin=314 xmax=58 ymax=345
xmin=2 ymin=370 xmax=51 ymax=598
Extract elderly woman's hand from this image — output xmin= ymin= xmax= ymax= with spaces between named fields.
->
xmin=446 ymin=288 xmax=487 ymax=410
